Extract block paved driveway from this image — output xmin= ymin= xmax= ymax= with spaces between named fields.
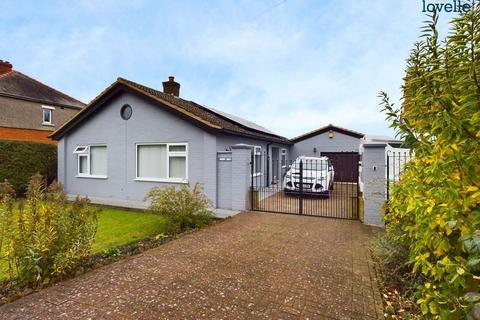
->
xmin=0 ymin=211 xmax=383 ymax=320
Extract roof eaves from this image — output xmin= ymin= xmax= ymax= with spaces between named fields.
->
xmin=220 ymin=128 xmax=292 ymax=144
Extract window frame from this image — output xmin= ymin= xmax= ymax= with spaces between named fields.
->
xmin=281 ymin=148 xmax=287 ymax=168
xmin=73 ymin=145 xmax=89 ymax=154
xmin=77 ymin=154 xmax=90 ymax=176
xmin=135 ymin=142 xmax=188 ymax=183
xmin=75 ymin=144 xmax=108 ymax=179
xmin=252 ymin=146 xmax=262 ymax=177
xmin=42 ymin=106 xmax=55 ymax=126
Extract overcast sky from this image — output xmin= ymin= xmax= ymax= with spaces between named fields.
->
xmin=2 ymin=0 xmax=454 ymax=138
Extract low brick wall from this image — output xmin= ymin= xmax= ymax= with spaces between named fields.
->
xmin=0 ymin=126 xmax=56 ymax=145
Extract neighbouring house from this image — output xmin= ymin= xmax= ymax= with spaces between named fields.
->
xmin=0 ymin=60 xmax=85 ymax=145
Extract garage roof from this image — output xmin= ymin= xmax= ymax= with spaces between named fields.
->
xmin=291 ymin=124 xmax=364 ymax=142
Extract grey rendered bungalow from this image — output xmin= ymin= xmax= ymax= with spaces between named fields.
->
xmin=51 ymin=77 xmax=291 ymax=211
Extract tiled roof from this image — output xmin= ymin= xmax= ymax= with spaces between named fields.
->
xmin=0 ymin=70 xmax=85 ymax=109
xmin=120 ymin=78 xmax=289 ymax=143
xmin=52 ymin=77 xmax=290 ymax=143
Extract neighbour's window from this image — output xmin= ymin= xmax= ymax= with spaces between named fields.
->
xmin=281 ymin=149 xmax=287 ymax=168
xmin=136 ymin=143 xmax=188 ymax=182
xmin=74 ymin=145 xmax=108 ymax=178
xmin=252 ymin=146 xmax=262 ymax=176
xmin=42 ymin=106 xmax=54 ymax=125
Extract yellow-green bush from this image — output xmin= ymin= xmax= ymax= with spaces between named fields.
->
xmin=0 ymin=175 xmax=98 ymax=287
xmin=380 ymin=8 xmax=480 ymax=319
xmin=145 ymin=183 xmax=213 ymax=234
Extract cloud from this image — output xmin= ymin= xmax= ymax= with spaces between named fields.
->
xmin=0 ymin=0 xmax=453 ymax=137
xmin=177 ymin=0 xmax=423 ymax=137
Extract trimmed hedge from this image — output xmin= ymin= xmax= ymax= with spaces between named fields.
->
xmin=0 ymin=140 xmax=57 ymax=195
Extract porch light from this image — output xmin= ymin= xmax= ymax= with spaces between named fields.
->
xmin=328 ymin=130 xmax=334 ymax=139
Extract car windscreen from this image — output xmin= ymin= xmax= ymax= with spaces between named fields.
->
xmin=292 ymin=159 xmax=328 ymax=171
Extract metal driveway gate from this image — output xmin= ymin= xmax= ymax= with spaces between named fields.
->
xmin=250 ymin=153 xmax=360 ymax=219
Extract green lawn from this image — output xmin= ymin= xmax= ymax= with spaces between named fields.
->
xmin=92 ymin=207 xmax=169 ymax=253
xmin=0 ymin=206 xmax=169 ymax=280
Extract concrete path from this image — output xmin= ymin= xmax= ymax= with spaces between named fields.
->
xmin=0 ymin=212 xmax=383 ymax=319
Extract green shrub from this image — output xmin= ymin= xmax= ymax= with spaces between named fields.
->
xmin=0 ymin=174 xmax=98 ymax=286
xmin=380 ymin=8 xmax=480 ymax=319
xmin=0 ymin=140 xmax=57 ymax=196
xmin=372 ymin=231 xmax=421 ymax=296
xmin=145 ymin=183 xmax=213 ymax=234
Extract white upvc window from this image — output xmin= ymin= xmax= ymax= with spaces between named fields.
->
xmin=252 ymin=146 xmax=262 ymax=176
xmin=135 ymin=143 xmax=188 ymax=183
xmin=281 ymin=149 xmax=287 ymax=168
xmin=42 ymin=106 xmax=54 ymax=125
xmin=73 ymin=146 xmax=88 ymax=154
xmin=74 ymin=145 xmax=108 ymax=178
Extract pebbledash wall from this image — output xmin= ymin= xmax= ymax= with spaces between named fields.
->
xmin=57 ymin=91 xmax=290 ymax=210
xmin=0 ymin=95 xmax=79 ymax=132
xmin=58 ymin=92 xmax=216 ymax=207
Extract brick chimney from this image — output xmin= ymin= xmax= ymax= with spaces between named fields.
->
xmin=162 ymin=76 xmax=180 ymax=97
xmin=0 ymin=60 xmax=13 ymax=75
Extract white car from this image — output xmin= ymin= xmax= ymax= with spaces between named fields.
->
xmin=283 ymin=156 xmax=335 ymax=196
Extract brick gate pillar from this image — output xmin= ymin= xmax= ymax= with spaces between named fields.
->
xmin=231 ymin=144 xmax=253 ymax=211
xmin=361 ymin=143 xmax=387 ymax=226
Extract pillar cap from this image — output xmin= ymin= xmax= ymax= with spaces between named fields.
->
xmin=362 ymin=143 xmax=387 ymax=148
xmin=231 ymin=144 xmax=253 ymax=150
